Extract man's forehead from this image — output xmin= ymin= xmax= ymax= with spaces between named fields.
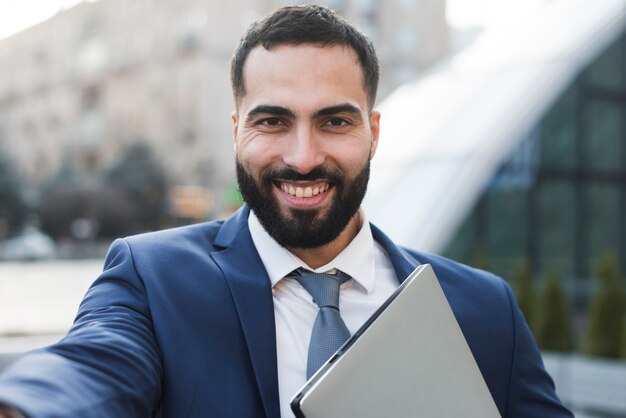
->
xmin=239 ymin=44 xmax=367 ymax=112
xmin=243 ymin=44 xmax=362 ymax=83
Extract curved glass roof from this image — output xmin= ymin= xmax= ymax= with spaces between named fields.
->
xmin=365 ymin=0 xmax=626 ymax=252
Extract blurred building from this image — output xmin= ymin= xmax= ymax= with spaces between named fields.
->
xmin=366 ymin=0 xmax=626 ymax=305
xmin=0 ymin=0 xmax=448 ymax=216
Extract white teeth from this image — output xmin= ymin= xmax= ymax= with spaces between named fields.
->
xmin=280 ymin=183 xmax=329 ymax=197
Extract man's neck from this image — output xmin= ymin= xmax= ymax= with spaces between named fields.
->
xmin=288 ymin=211 xmax=363 ymax=269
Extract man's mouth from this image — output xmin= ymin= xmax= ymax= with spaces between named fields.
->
xmin=277 ymin=182 xmax=331 ymax=198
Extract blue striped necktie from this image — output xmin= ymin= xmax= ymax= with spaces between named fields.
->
xmin=291 ymin=268 xmax=352 ymax=379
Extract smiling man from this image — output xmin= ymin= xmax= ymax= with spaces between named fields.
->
xmin=234 ymin=43 xmax=378 ymax=267
xmin=0 ymin=5 xmax=572 ymax=418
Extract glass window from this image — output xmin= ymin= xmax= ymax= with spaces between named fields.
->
xmin=486 ymin=190 xmax=528 ymax=276
xmin=586 ymin=184 xmax=621 ymax=268
xmin=445 ymin=208 xmax=478 ymax=265
xmin=583 ymin=97 xmax=623 ymax=172
xmin=538 ymin=181 xmax=576 ymax=279
xmin=541 ymin=84 xmax=577 ymax=170
xmin=585 ymin=37 xmax=624 ymax=93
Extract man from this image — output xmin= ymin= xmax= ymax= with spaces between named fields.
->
xmin=0 ymin=5 xmax=572 ymax=418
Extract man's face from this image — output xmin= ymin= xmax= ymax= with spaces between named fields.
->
xmin=232 ymin=44 xmax=380 ymax=249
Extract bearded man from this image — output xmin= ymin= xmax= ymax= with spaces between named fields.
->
xmin=0 ymin=5 xmax=572 ymax=418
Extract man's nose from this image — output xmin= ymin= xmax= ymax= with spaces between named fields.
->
xmin=282 ymin=125 xmax=325 ymax=174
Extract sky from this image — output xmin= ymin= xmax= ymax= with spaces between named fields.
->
xmin=447 ymin=0 xmax=543 ymax=28
xmin=0 ymin=0 xmax=545 ymax=41
xmin=0 ymin=0 xmax=84 ymax=40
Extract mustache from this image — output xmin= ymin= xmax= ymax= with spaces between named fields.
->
xmin=261 ymin=166 xmax=342 ymax=182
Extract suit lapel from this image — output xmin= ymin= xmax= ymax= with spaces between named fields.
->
xmin=210 ymin=207 xmax=280 ymax=418
xmin=370 ymin=223 xmax=421 ymax=283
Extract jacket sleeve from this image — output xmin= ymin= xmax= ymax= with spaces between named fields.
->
xmin=502 ymin=282 xmax=573 ymax=418
xmin=0 ymin=239 xmax=162 ymax=418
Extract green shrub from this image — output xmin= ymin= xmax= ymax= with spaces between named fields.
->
xmin=582 ymin=254 xmax=626 ymax=358
xmin=534 ymin=270 xmax=575 ymax=352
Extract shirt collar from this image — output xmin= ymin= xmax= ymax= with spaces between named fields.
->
xmin=248 ymin=209 xmax=377 ymax=294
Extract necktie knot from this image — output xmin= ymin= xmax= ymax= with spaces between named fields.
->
xmin=293 ymin=269 xmax=350 ymax=309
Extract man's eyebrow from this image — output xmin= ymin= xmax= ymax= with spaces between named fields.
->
xmin=245 ymin=105 xmax=295 ymax=121
xmin=314 ymin=104 xmax=362 ymax=118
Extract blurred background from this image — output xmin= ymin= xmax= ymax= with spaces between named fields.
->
xmin=1 ymin=0 xmax=625 ymax=416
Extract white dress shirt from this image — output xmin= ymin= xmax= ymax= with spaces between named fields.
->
xmin=248 ymin=210 xmax=399 ymax=418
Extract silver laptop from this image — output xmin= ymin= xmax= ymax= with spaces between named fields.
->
xmin=290 ymin=264 xmax=501 ymax=418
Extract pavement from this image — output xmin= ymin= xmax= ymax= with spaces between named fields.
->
xmin=0 ymin=259 xmax=104 ymax=357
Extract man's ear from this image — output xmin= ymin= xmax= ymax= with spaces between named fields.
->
xmin=368 ymin=111 xmax=381 ymax=160
xmin=231 ymin=111 xmax=239 ymax=153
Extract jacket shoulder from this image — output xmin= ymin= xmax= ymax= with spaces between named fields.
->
xmin=123 ymin=220 xmax=226 ymax=251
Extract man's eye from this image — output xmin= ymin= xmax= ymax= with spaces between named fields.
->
xmin=327 ymin=118 xmax=349 ymax=127
xmin=260 ymin=118 xmax=282 ymax=126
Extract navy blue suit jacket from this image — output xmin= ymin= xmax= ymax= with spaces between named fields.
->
xmin=0 ymin=206 xmax=572 ymax=417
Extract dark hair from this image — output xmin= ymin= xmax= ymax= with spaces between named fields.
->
xmin=230 ymin=5 xmax=380 ymax=111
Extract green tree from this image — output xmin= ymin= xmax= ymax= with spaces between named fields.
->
xmin=513 ymin=259 xmax=536 ymax=330
xmin=583 ymin=254 xmax=626 ymax=358
xmin=0 ymin=150 xmax=27 ymax=237
xmin=105 ymin=142 xmax=169 ymax=233
xmin=40 ymin=181 xmax=136 ymax=240
xmin=39 ymin=157 xmax=136 ymax=240
xmin=534 ymin=270 xmax=575 ymax=352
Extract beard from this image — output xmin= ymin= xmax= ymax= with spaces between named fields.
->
xmin=236 ymin=159 xmax=370 ymax=249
